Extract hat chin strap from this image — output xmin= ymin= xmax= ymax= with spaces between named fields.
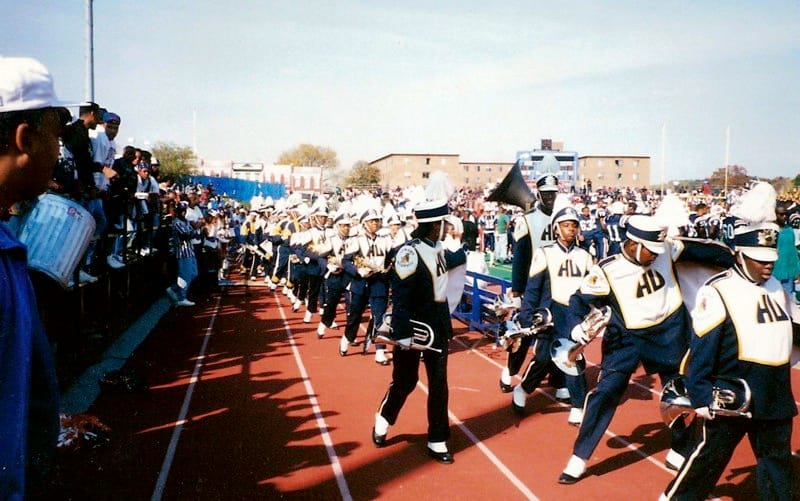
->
xmin=736 ymin=252 xmax=759 ymax=283
xmin=635 ymin=242 xmax=643 ymax=264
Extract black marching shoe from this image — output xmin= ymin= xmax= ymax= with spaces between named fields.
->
xmin=558 ymin=472 xmax=580 ymax=485
xmin=426 ymin=447 xmax=454 ymax=464
xmin=499 ymin=379 xmax=513 ymax=393
xmin=371 ymin=427 xmax=387 ymax=448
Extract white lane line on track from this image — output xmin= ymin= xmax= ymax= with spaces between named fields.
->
xmin=275 ymin=294 xmax=353 ymax=501
xmin=414 ymin=379 xmax=539 ymax=501
xmin=151 ymin=295 xmax=222 ymax=501
xmin=355 ymin=324 xmax=539 ymax=500
xmin=454 ymin=337 xmax=675 ymax=474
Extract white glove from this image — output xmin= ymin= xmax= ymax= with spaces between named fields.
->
xmin=358 ymin=267 xmax=373 ymax=278
xmin=396 ymin=337 xmax=413 ymax=350
xmin=304 ymin=257 xmax=310 ymax=264
xmin=570 ymin=324 xmax=591 ymax=345
xmin=695 ymin=406 xmax=714 ymax=420
xmin=327 ymin=263 xmax=341 ymax=274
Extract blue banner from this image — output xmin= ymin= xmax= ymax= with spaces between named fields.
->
xmin=188 ymin=176 xmax=286 ymax=203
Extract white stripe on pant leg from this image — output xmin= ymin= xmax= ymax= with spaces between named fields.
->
xmin=663 ymin=420 xmax=708 ymax=500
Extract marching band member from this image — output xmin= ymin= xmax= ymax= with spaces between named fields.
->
xmin=240 ymin=209 xmax=261 ymax=280
xmin=384 ymin=212 xmax=411 ymax=250
xmin=269 ymin=196 xmax=301 ymax=293
xmin=501 ymin=172 xmax=568 ymax=401
xmin=317 ymin=211 xmax=355 ymax=338
xmin=662 ymin=184 xmax=798 ymax=500
xmin=558 ymin=215 xmax=700 ymax=484
xmin=511 ymin=202 xmax=592 ymax=425
xmin=340 ymin=208 xmax=392 ymax=364
xmin=288 ymin=206 xmax=311 ymax=312
xmin=371 ymin=196 xmax=467 ymax=463
xmin=301 ymin=202 xmax=331 ymax=323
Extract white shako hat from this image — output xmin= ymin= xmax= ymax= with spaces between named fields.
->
xmin=551 ymin=205 xmax=580 ymax=226
xmin=414 ymin=199 xmax=448 ymax=223
xmin=536 ymin=173 xmax=559 ymax=192
xmin=730 ymin=182 xmax=779 ymax=262
xmin=626 ymin=215 xmax=667 ymax=254
xmin=360 ymin=208 xmax=382 ymax=223
xmin=551 ymin=194 xmax=579 ymax=226
xmin=333 ymin=211 xmax=352 ymax=226
xmin=385 ymin=213 xmax=402 ymax=226
xmin=734 ymin=223 xmax=779 ymax=262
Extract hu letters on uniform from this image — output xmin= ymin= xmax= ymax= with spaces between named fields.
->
xmin=756 ymin=294 xmax=788 ymax=324
xmin=636 ymin=269 xmax=665 ymax=298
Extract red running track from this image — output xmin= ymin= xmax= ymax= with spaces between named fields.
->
xmin=50 ymin=284 xmax=800 ymax=500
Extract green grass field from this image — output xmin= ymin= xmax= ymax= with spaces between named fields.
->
xmin=482 ymin=254 xmax=512 ymax=281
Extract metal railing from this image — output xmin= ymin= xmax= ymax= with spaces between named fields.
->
xmin=452 ymin=271 xmax=511 ymax=345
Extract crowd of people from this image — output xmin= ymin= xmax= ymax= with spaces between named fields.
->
xmin=2 ymin=56 xmax=797 ymax=499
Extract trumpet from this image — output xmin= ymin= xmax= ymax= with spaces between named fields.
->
xmin=492 ymin=295 xmax=520 ymax=322
xmin=354 ymin=255 xmax=388 ymax=275
xmin=550 ymin=305 xmax=612 ymax=376
xmin=498 ymin=308 xmax=554 ymax=352
xmin=308 ymin=239 xmax=333 ymax=257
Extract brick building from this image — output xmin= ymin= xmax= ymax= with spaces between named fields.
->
xmin=577 ymin=155 xmax=651 ymax=189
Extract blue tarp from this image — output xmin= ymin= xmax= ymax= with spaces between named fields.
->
xmin=188 ymin=176 xmax=286 ymax=203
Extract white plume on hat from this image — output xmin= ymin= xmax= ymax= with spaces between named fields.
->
xmin=538 ymin=154 xmax=561 ymax=175
xmin=350 ymin=193 xmax=381 ymax=223
xmin=730 ymin=182 xmax=776 ymax=224
xmin=424 ymin=171 xmax=454 ymax=203
xmin=550 ymin=194 xmax=573 ymax=218
xmin=404 ymin=185 xmax=426 ymax=209
xmin=653 ymin=194 xmax=690 ymax=237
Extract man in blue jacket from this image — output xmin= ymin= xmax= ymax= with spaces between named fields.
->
xmin=0 ymin=56 xmax=79 ymax=500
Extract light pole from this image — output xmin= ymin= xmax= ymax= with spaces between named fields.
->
xmin=85 ymin=0 xmax=94 ymax=102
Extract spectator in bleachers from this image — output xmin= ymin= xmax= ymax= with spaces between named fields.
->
xmin=133 ymin=162 xmax=160 ymax=256
xmin=89 ymin=111 xmax=120 ymax=271
xmin=107 ymin=145 xmax=139 ymax=267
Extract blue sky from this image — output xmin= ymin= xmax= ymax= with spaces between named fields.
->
xmin=4 ymin=1 xmax=799 ymax=183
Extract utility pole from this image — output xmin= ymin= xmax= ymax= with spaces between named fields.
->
xmin=660 ymin=123 xmax=666 ymax=195
xmin=724 ymin=125 xmax=730 ymax=197
xmin=85 ymin=0 xmax=94 ymax=102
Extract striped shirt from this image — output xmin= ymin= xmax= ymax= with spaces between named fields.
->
xmin=171 ymin=217 xmax=197 ymax=259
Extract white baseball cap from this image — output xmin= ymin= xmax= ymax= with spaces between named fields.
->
xmin=0 ymin=56 xmax=84 ymax=112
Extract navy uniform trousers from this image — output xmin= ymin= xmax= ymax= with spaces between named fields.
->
xmin=344 ymin=278 xmax=387 ymax=344
xmin=572 ymin=332 xmax=693 ymax=461
xmin=320 ymin=273 xmax=349 ymax=327
xmin=665 ymin=417 xmax=792 ymax=500
xmin=377 ymin=302 xmax=450 ymax=443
